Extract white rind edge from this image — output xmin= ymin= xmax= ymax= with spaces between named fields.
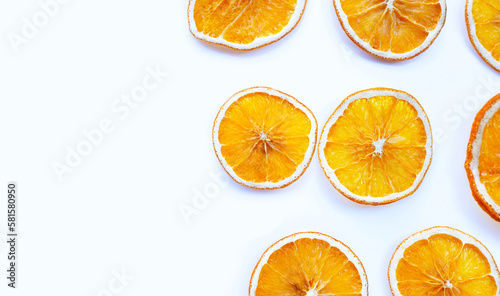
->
xmin=466 ymin=0 xmax=500 ymax=72
xmin=318 ymin=89 xmax=433 ymax=204
xmin=188 ymin=0 xmax=307 ymax=50
xmin=213 ymin=87 xmax=318 ymax=189
xmin=333 ymin=0 xmax=447 ymax=60
xmin=249 ymin=232 xmax=369 ymax=296
xmin=469 ymin=98 xmax=500 ymax=214
xmin=388 ymin=227 xmax=500 ymax=296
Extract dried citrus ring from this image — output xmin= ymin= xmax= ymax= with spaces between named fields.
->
xmin=213 ymin=87 xmax=317 ymax=189
xmin=465 ymin=94 xmax=500 ymax=222
xmin=250 ymin=232 xmax=368 ymax=296
xmin=388 ymin=226 xmax=500 ymax=296
xmin=318 ymin=88 xmax=432 ymax=205
xmin=333 ymin=0 xmax=447 ymax=60
xmin=466 ymin=0 xmax=500 ymax=72
xmin=188 ymin=0 xmax=307 ymax=50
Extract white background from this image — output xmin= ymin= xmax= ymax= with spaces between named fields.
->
xmin=1 ymin=0 xmax=500 ymax=295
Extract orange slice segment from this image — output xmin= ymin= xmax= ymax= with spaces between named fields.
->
xmin=466 ymin=0 xmax=500 ymax=72
xmin=249 ymin=232 xmax=368 ymax=296
xmin=333 ymin=0 xmax=447 ymax=60
xmin=389 ymin=226 xmax=500 ymax=296
xmin=318 ymin=88 xmax=432 ymax=205
xmin=465 ymin=93 xmax=500 ymax=222
xmin=213 ymin=87 xmax=317 ymax=189
xmin=188 ymin=0 xmax=307 ymax=50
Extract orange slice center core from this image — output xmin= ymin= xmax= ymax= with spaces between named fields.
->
xmin=255 ymin=131 xmax=278 ymax=154
xmin=386 ymin=0 xmax=394 ymax=10
xmin=372 ymin=138 xmax=387 ymax=156
xmin=443 ymin=280 xmax=454 ymax=289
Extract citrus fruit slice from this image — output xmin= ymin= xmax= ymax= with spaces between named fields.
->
xmin=188 ymin=0 xmax=307 ymax=50
xmin=250 ymin=232 xmax=368 ymax=296
xmin=318 ymin=88 xmax=432 ymax=205
xmin=467 ymin=0 xmax=500 ymax=72
xmin=333 ymin=0 xmax=447 ymax=60
xmin=213 ymin=87 xmax=317 ymax=189
xmin=389 ymin=226 xmax=500 ymax=296
xmin=465 ymin=94 xmax=500 ymax=222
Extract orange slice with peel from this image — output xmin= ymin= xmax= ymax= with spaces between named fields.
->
xmin=249 ymin=232 xmax=368 ymax=296
xmin=213 ymin=87 xmax=317 ymax=189
xmin=333 ymin=0 xmax=447 ymax=60
xmin=188 ymin=0 xmax=307 ymax=50
xmin=465 ymin=93 xmax=500 ymax=222
xmin=466 ymin=0 xmax=500 ymax=72
xmin=318 ymin=88 xmax=432 ymax=205
xmin=389 ymin=226 xmax=500 ymax=296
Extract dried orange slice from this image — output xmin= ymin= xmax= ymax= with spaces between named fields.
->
xmin=188 ymin=0 xmax=307 ymax=50
xmin=389 ymin=226 xmax=500 ymax=296
xmin=250 ymin=232 xmax=368 ymax=296
xmin=333 ymin=0 xmax=447 ymax=60
xmin=213 ymin=87 xmax=317 ymax=189
xmin=465 ymin=94 xmax=500 ymax=222
xmin=466 ymin=0 xmax=500 ymax=72
xmin=318 ymin=88 xmax=432 ymax=205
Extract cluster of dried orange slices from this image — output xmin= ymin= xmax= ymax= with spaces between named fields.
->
xmin=250 ymin=228 xmax=500 ymax=296
xmin=214 ymin=87 xmax=500 ymax=292
xmin=210 ymin=92 xmax=500 ymax=294
xmin=188 ymin=0 xmax=500 ymax=71
xmin=190 ymin=0 xmax=500 ymax=295
xmin=214 ymin=87 xmax=433 ymax=205
xmin=188 ymin=0 xmax=448 ymax=58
